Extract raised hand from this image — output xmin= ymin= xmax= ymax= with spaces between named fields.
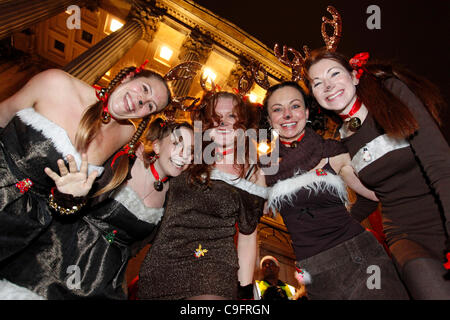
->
xmin=44 ymin=153 xmax=98 ymax=197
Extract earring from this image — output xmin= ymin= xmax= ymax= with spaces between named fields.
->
xmin=101 ymin=109 xmax=111 ymax=124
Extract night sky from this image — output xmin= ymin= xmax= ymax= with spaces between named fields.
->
xmin=191 ymin=0 xmax=450 ymax=140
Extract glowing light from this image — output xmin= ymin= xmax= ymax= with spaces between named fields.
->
xmin=257 ymin=141 xmax=270 ymax=155
xmin=248 ymin=93 xmax=258 ymax=103
xmin=202 ymin=68 xmax=217 ymax=83
xmin=159 ymin=46 xmax=173 ymax=61
xmin=110 ymin=19 xmax=124 ymax=32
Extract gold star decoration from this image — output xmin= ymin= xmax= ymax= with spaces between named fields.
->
xmin=194 ymin=244 xmax=208 ymax=258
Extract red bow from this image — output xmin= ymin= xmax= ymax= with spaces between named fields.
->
xmin=349 ymin=52 xmax=370 ymax=79
xmin=444 ymin=252 xmax=450 ymax=270
xmin=135 ymin=59 xmax=149 ymax=74
xmin=93 ymin=85 xmax=108 ymax=103
xmin=110 ymin=144 xmax=136 ymax=168
xmin=16 ymin=178 xmax=33 ymax=193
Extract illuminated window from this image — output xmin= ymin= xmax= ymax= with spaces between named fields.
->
xmin=110 ymin=19 xmax=124 ymax=32
xmin=202 ymin=68 xmax=217 ymax=83
xmin=159 ymin=46 xmax=173 ymax=61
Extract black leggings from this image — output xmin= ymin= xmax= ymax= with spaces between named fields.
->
xmin=390 ymin=238 xmax=450 ymax=300
xmin=402 ymin=257 xmax=450 ymax=300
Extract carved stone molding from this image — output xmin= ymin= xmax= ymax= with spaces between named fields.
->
xmin=128 ymin=0 xmax=167 ymax=42
xmin=178 ymin=27 xmax=213 ymax=64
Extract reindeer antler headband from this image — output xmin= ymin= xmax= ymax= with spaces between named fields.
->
xmin=274 ymin=5 xmax=342 ymax=82
xmin=167 ymin=58 xmax=271 ymax=112
xmin=236 ymin=59 xmax=270 ymax=97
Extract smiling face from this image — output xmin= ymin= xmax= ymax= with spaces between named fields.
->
xmin=209 ymin=96 xmax=238 ymax=148
xmin=108 ymin=75 xmax=169 ymax=120
xmin=153 ymin=126 xmax=194 ymax=177
xmin=267 ymin=85 xmax=309 ymax=142
xmin=308 ymin=58 xmax=359 ymax=114
xmin=261 ymin=259 xmax=280 ymax=278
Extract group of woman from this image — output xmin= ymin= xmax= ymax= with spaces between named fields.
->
xmin=0 ymin=43 xmax=448 ymax=299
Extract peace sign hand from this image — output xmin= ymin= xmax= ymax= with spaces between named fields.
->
xmin=44 ymin=153 xmax=98 ymax=197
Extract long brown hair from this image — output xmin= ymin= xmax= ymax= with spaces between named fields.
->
xmin=144 ymin=117 xmax=193 ymax=166
xmin=303 ymin=48 xmax=445 ymax=138
xmin=188 ymin=91 xmax=259 ymax=186
xmin=76 ymin=67 xmax=172 ymax=197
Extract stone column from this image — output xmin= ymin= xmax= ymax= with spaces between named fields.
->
xmin=63 ymin=0 xmax=165 ymax=84
xmin=172 ymin=27 xmax=213 ymax=97
xmin=0 ymin=0 xmax=97 ymax=40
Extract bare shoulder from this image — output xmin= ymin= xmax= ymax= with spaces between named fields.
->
xmin=34 ymin=70 xmax=92 ymax=112
xmin=35 ymin=69 xmax=81 ymax=93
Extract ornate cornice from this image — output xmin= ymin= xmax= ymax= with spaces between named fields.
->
xmin=155 ymin=0 xmax=291 ymax=81
xmin=128 ymin=0 xmax=167 ymax=42
xmin=178 ymin=27 xmax=213 ymax=63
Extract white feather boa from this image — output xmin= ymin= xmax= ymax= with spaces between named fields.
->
xmin=268 ymin=169 xmax=348 ymax=212
xmin=0 ymin=279 xmax=45 ymax=300
xmin=112 ymin=185 xmax=164 ymax=225
xmin=210 ymin=169 xmax=268 ymax=199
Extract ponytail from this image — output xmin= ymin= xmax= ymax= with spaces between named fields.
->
xmin=75 ymin=66 xmax=171 ymax=197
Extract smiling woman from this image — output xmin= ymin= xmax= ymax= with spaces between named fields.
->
xmin=304 ymin=48 xmax=450 ymax=299
xmin=0 ymin=64 xmax=173 ymax=299
xmin=261 ymin=81 xmax=409 ymax=300
xmin=137 ymin=91 xmax=268 ymax=300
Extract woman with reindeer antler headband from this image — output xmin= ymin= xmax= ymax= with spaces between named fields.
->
xmin=138 ymin=68 xmax=269 ymax=300
xmin=266 ymin=6 xmax=417 ymax=300
xmin=262 ymin=79 xmax=409 ymax=300
xmin=0 ymin=61 xmax=199 ymax=299
xmin=280 ymin=6 xmax=450 ymax=299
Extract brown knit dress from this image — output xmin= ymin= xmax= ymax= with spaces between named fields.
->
xmin=137 ymin=169 xmax=266 ymax=300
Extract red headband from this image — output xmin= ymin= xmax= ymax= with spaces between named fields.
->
xmin=135 ymin=59 xmax=149 ymax=74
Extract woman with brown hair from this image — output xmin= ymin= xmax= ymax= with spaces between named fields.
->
xmin=262 ymin=81 xmax=408 ymax=300
xmin=0 ymin=65 xmax=172 ymax=298
xmin=0 ymin=116 xmax=194 ymax=299
xmin=137 ymin=91 xmax=267 ymax=300
xmin=304 ymin=48 xmax=450 ymax=299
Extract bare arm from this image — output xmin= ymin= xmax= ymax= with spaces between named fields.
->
xmin=237 ymin=229 xmax=257 ymax=286
xmin=331 ymin=153 xmax=379 ymax=202
xmin=0 ymin=69 xmax=71 ymax=127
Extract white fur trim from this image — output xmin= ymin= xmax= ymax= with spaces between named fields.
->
xmin=210 ymin=169 xmax=268 ymax=199
xmin=268 ymin=170 xmax=348 ymax=211
xmin=295 ymin=269 xmax=312 ymax=285
xmin=0 ymin=279 xmax=45 ymax=300
xmin=112 ymin=185 xmax=164 ymax=225
xmin=17 ymin=108 xmax=104 ymax=176
xmin=350 ymin=134 xmax=410 ymax=174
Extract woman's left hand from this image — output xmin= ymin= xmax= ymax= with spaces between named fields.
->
xmin=44 ymin=153 xmax=97 ymax=197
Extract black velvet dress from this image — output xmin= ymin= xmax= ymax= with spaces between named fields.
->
xmin=0 ymin=108 xmax=163 ymax=299
xmin=137 ymin=169 xmax=267 ymax=300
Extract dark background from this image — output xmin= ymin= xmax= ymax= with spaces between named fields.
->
xmin=191 ymin=0 xmax=450 ymax=141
